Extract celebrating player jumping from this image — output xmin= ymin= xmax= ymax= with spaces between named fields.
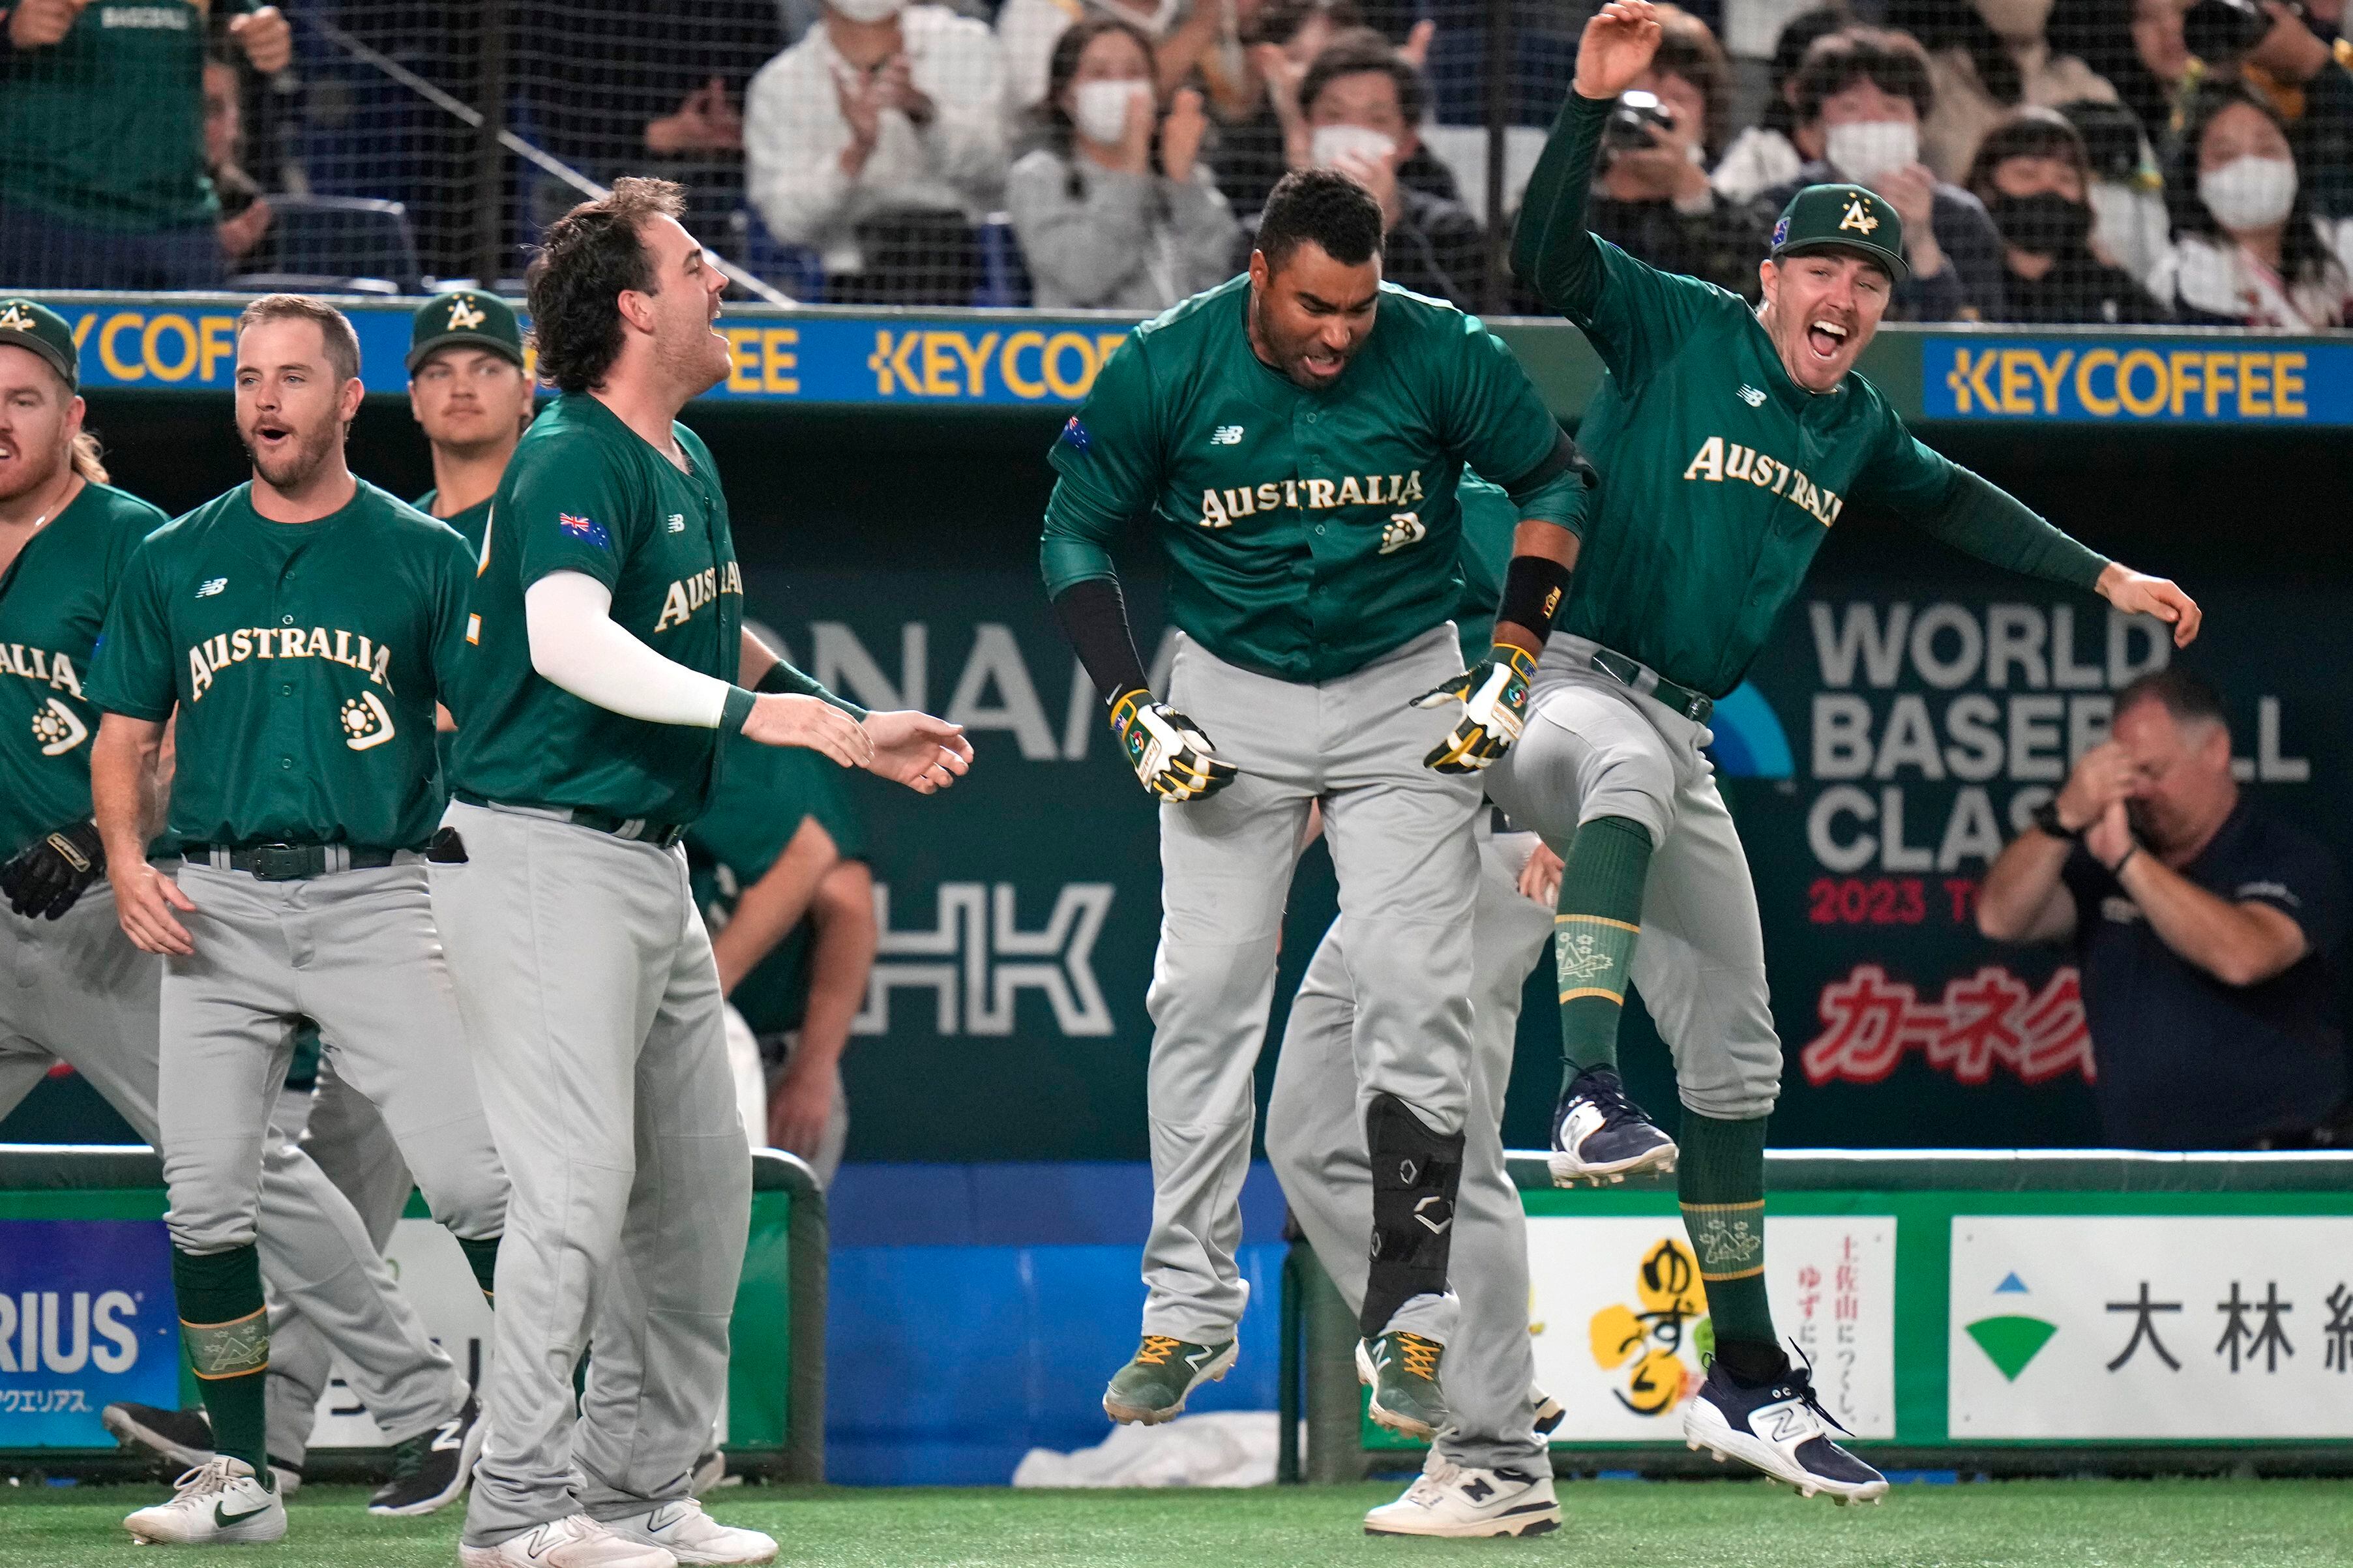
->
xmin=1041 ymin=169 xmax=1595 ymax=1440
xmin=1494 ymin=0 xmax=2200 ymax=1503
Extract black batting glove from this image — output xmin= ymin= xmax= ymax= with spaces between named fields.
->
xmin=2 ymin=820 xmax=107 ymax=921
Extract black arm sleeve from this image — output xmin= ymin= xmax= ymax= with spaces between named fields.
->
xmin=1051 ymin=577 xmax=1152 ymax=703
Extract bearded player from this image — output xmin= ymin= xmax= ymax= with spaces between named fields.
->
xmin=1041 ymin=169 xmax=1595 ymax=1439
xmin=1494 ymin=0 xmax=2201 ymax=1501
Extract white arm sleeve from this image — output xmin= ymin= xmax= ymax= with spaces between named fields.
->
xmin=524 ymin=570 xmax=735 ymax=728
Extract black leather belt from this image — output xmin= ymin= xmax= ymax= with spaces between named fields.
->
xmin=1588 ymin=647 xmax=1715 ymax=726
xmin=452 ymin=791 xmax=686 ymax=850
xmin=183 ymin=842 xmax=401 ymax=881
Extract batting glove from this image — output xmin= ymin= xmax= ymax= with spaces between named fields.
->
xmin=1414 ymin=645 xmax=1537 ymax=773
xmin=1 ymin=819 xmax=106 ymax=921
xmin=1110 ymin=689 xmax=1239 ymax=802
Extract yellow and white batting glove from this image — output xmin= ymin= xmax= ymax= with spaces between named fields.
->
xmin=1109 ymin=688 xmax=1239 ymax=802
xmin=1414 ymin=644 xmax=1537 ymax=773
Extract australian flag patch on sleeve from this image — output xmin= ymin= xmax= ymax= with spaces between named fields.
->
xmin=1058 ymin=415 xmax=1090 ymax=457
xmin=557 ymin=512 xmax=613 ymax=551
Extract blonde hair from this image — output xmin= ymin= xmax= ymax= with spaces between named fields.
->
xmin=68 ymin=430 xmax=108 ymax=485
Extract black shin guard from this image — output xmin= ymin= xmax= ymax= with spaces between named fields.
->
xmin=1361 ymin=1093 xmax=1466 ymax=1338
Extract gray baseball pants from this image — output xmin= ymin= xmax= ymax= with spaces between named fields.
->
xmin=432 ymin=801 xmax=750 ymax=1548
xmin=0 ymin=884 xmax=467 ymax=1452
xmin=1483 ymin=635 xmax=1783 ymax=1121
xmin=1267 ymin=823 xmax=1553 ymax=1471
xmin=1145 ymin=626 xmax=1483 ymax=1344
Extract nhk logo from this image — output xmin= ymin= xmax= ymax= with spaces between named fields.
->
xmin=854 ymin=881 xmax=1114 ymax=1037
xmin=0 ymin=1290 xmax=143 ymax=1374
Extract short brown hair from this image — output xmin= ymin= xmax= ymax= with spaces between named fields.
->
xmin=1299 ymin=29 xmax=1429 ymax=129
xmin=1794 ymin=26 xmax=1934 ymax=126
xmin=526 ymin=177 xmax=686 ymax=396
xmin=236 ymin=294 xmax=362 ymax=385
xmin=1651 ymin=6 xmax=1733 ymax=158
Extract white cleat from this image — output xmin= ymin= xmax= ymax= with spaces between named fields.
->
xmin=459 ymin=1513 xmax=678 ymax=1567
xmin=122 ymin=1456 xmax=288 ymax=1546
xmin=603 ymin=1499 xmax=778 ymax=1565
xmin=1363 ymin=1455 xmax=1561 ymax=1538
xmin=1680 ymin=1357 xmax=1889 ymax=1505
xmin=1547 ymin=1067 xmax=1678 ymax=1187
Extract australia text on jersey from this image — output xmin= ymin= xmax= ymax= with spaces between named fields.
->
xmin=0 ymin=643 xmax=85 ymax=699
xmin=185 ymin=626 xmax=395 ymax=700
xmin=653 ymin=560 xmax=745 ymax=634
xmin=1680 ymin=436 xmax=1846 ymax=527
xmin=1195 ymin=469 xmax=1427 ymax=527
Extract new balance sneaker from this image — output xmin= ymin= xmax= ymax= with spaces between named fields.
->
xmin=1355 ymin=1331 xmax=1449 ymax=1440
xmin=1681 ymin=1350 xmax=1888 ymax=1504
xmin=690 ymin=1447 xmax=728 ymax=1496
xmin=1364 ymin=1456 xmax=1560 ymax=1538
xmin=122 ymin=1456 xmax=286 ymax=1546
xmin=458 ymin=1514 xmax=675 ymax=1568
xmin=1548 ymin=1066 xmax=1678 ymax=1186
xmin=1530 ymin=1386 xmax=1565 ymax=1438
xmin=603 ymin=1499 xmax=778 ymax=1565
xmin=368 ymin=1391 xmax=485 ymax=1516
xmin=1102 ymin=1335 xmax=1237 ymax=1425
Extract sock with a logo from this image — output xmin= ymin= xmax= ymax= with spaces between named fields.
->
xmin=1555 ymin=816 xmax=1652 ymax=1084
xmin=172 ymin=1245 xmax=273 ymax=1477
xmin=458 ymin=1235 xmax=500 ymax=1306
xmin=1678 ymin=1111 xmax=1779 ymax=1369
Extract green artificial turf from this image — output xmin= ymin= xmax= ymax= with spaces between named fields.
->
xmin=1 ymin=1477 xmax=2347 ymax=1568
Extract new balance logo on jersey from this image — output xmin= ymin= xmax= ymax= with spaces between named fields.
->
xmin=185 ymin=627 xmax=394 ymax=702
xmin=196 ymin=578 xmax=228 ymax=597
xmin=666 ymin=513 xmax=687 ymax=533
xmin=1736 ymin=385 xmax=1766 ymax=407
xmin=1196 ymin=470 xmax=1424 ymax=527
xmin=1210 ymin=425 xmax=1245 ymax=445
xmin=651 ymin=560 xmax=744 ymax=633
xmin=1681 ymin=436 xmax=1844 ymax=526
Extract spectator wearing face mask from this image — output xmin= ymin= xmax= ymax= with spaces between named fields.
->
xmin=1007 ymin=16 xmax=1242 ymax=306
xmin=1751 ymin=27 xmax=2008 ymax=318
xmin=1968 ymin=106 xmax=2170 ymax=319
xmin=1261 ymin=32 xmax=1485 ymax=306
xmin=2210 ymin=0 xmax=2353 ymax=224
xmin=2150 ymin=80 xmax=2353 ymax=326
xmin=1886 ymin=0 xmax=2122 ymax=181
xmin=745 ymin=0 xmax=1009 ymax=303
xmin=1578 ymin=7 xmax=1763 ymax=296
xmin=999 ymin=0 xmax=1190 ymax=121
xmin=1712 ymin=2 xmax=1852 ymax=204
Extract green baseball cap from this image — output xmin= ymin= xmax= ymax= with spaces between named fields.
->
xmin=0 ymin=298 xmax=79 ymax=390
xmin=1770 ymin=185 xmax=1908 ymax=282
xmin=407 ymin=289 xmax=525 ymax=374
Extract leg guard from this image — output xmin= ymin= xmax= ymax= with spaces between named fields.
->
xmin=1361 ymin=1092 xmax=1466 ymax=1339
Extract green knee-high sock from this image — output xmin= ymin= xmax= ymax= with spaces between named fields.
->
xmin=1678 ymin=1111 xmax=1781 ymax=1378
xmin=172 ymin=1245 xmax=272 ymax=1475
xmin=458 ymin=1235 xmax=501 ymax=1307
xmin=1555 ymin=815 xmax=1653 ymax=1086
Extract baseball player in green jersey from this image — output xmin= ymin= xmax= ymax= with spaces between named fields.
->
xmin=687 ymin=720 xmax=873 ymax=1181
xmin=86 ymin=295 xmax=510 ymax=1548
xmin=409 ymin=289 xmax=535 ymax=554
xmin=0 ymin=296 xmax=490 ymax=1530
xmin=1265 ymin=477 xmax=1565 ymax=1536
xmin=1495 ymin=0 xmax=2203 ymax=1502
xmin=1041 ymin=169 xmax=1596 ymax=1439
xmin=436 ymin=179 xmax=969 ymax=1568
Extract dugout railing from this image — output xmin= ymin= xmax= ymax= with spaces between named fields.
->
xmin=0 ymin=1145 xmax=826 ymax=1485
xmin=1279 ymin=1150 xmax=2353 ymax=1482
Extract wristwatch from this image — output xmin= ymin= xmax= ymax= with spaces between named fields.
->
xmin=2030 ymin=799 xmax=2079 ymax=840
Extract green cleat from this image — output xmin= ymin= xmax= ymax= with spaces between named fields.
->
xmin=1102 ymin=1335 xmax=1237 ymax=1425
xmin=1356 ymin=1331 xmax=1451 ymax=1440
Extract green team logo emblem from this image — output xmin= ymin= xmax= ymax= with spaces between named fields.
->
xmin=1377 ymin=510 xmax=1425 ymax=555
xmin=1839 ymin=198 xmax=1879 ymax=235
xmin=1557 ymin=931 xmax=1614 ymax=983
xmin=31 ymin=698 xmax=87 ymax=756
xmin=446 ymin=295 xmax=487 ymax=331
xmin=340 ymin=692 xmax=396 ymax=751
xmin=0 ymin=303 xmax=34 ymax=333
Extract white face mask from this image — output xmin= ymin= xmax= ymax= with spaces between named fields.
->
xmin=1072 ymin=78 xmax=1153 ymax=147
xmin=830 ymin=0 xmax=904 ymax=23
xmin=2199 ymin=154 xmax=2299 ymax=233
xmin=1310 ymin=123 xmax=1398 ymax=170
xmin=1824 ymin=119 xmax=1918 ymax=182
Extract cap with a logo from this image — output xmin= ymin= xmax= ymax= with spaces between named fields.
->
xmin=1769 ymin=185 xmax=1908 ymax=282
xmin=0 ymin=298 xmax=80 ymax=391
xmin=407 ymin=289 xmax=525 ymax=374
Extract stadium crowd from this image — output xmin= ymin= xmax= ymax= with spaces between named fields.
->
xmin=6 ymin=0 xmax=2353 ymax=324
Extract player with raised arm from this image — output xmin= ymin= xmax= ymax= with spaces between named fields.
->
xmin=1041 ymin=168 xmax=1595 ymax=1440
xmin=1498 ymin=0 xmax=2200 ymax=1501
xmin=436 ymin=178 xmax=969 ymax=1568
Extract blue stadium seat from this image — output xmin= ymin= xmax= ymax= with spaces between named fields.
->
xmin=248 ymin=196 xmax=424 ymax=294
xmin=729 ymin=207 xmax=825 ymax=303
xmin=973 ymin=217 xmax=1032 ymax=309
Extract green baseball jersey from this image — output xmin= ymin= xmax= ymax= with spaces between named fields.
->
xmin=1516 ymin=95 xmax=2110 ymax=700
xmin=0 ymin=1 xmax=257 ymax=231
xmin=0 ymin=482 xmax=166 ymax=857
xmin=1040 ymin=275 xmax=1591 ymax=685
xmin=86 ymin=480 xmax=472 ymax=849
xmin=687 ymin=732 xmax=869 ymax=1037
xmin=447 ymin=392 xmax=747 ymax=825
xmin=413 ymin=490 xmax=495 ymax=557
